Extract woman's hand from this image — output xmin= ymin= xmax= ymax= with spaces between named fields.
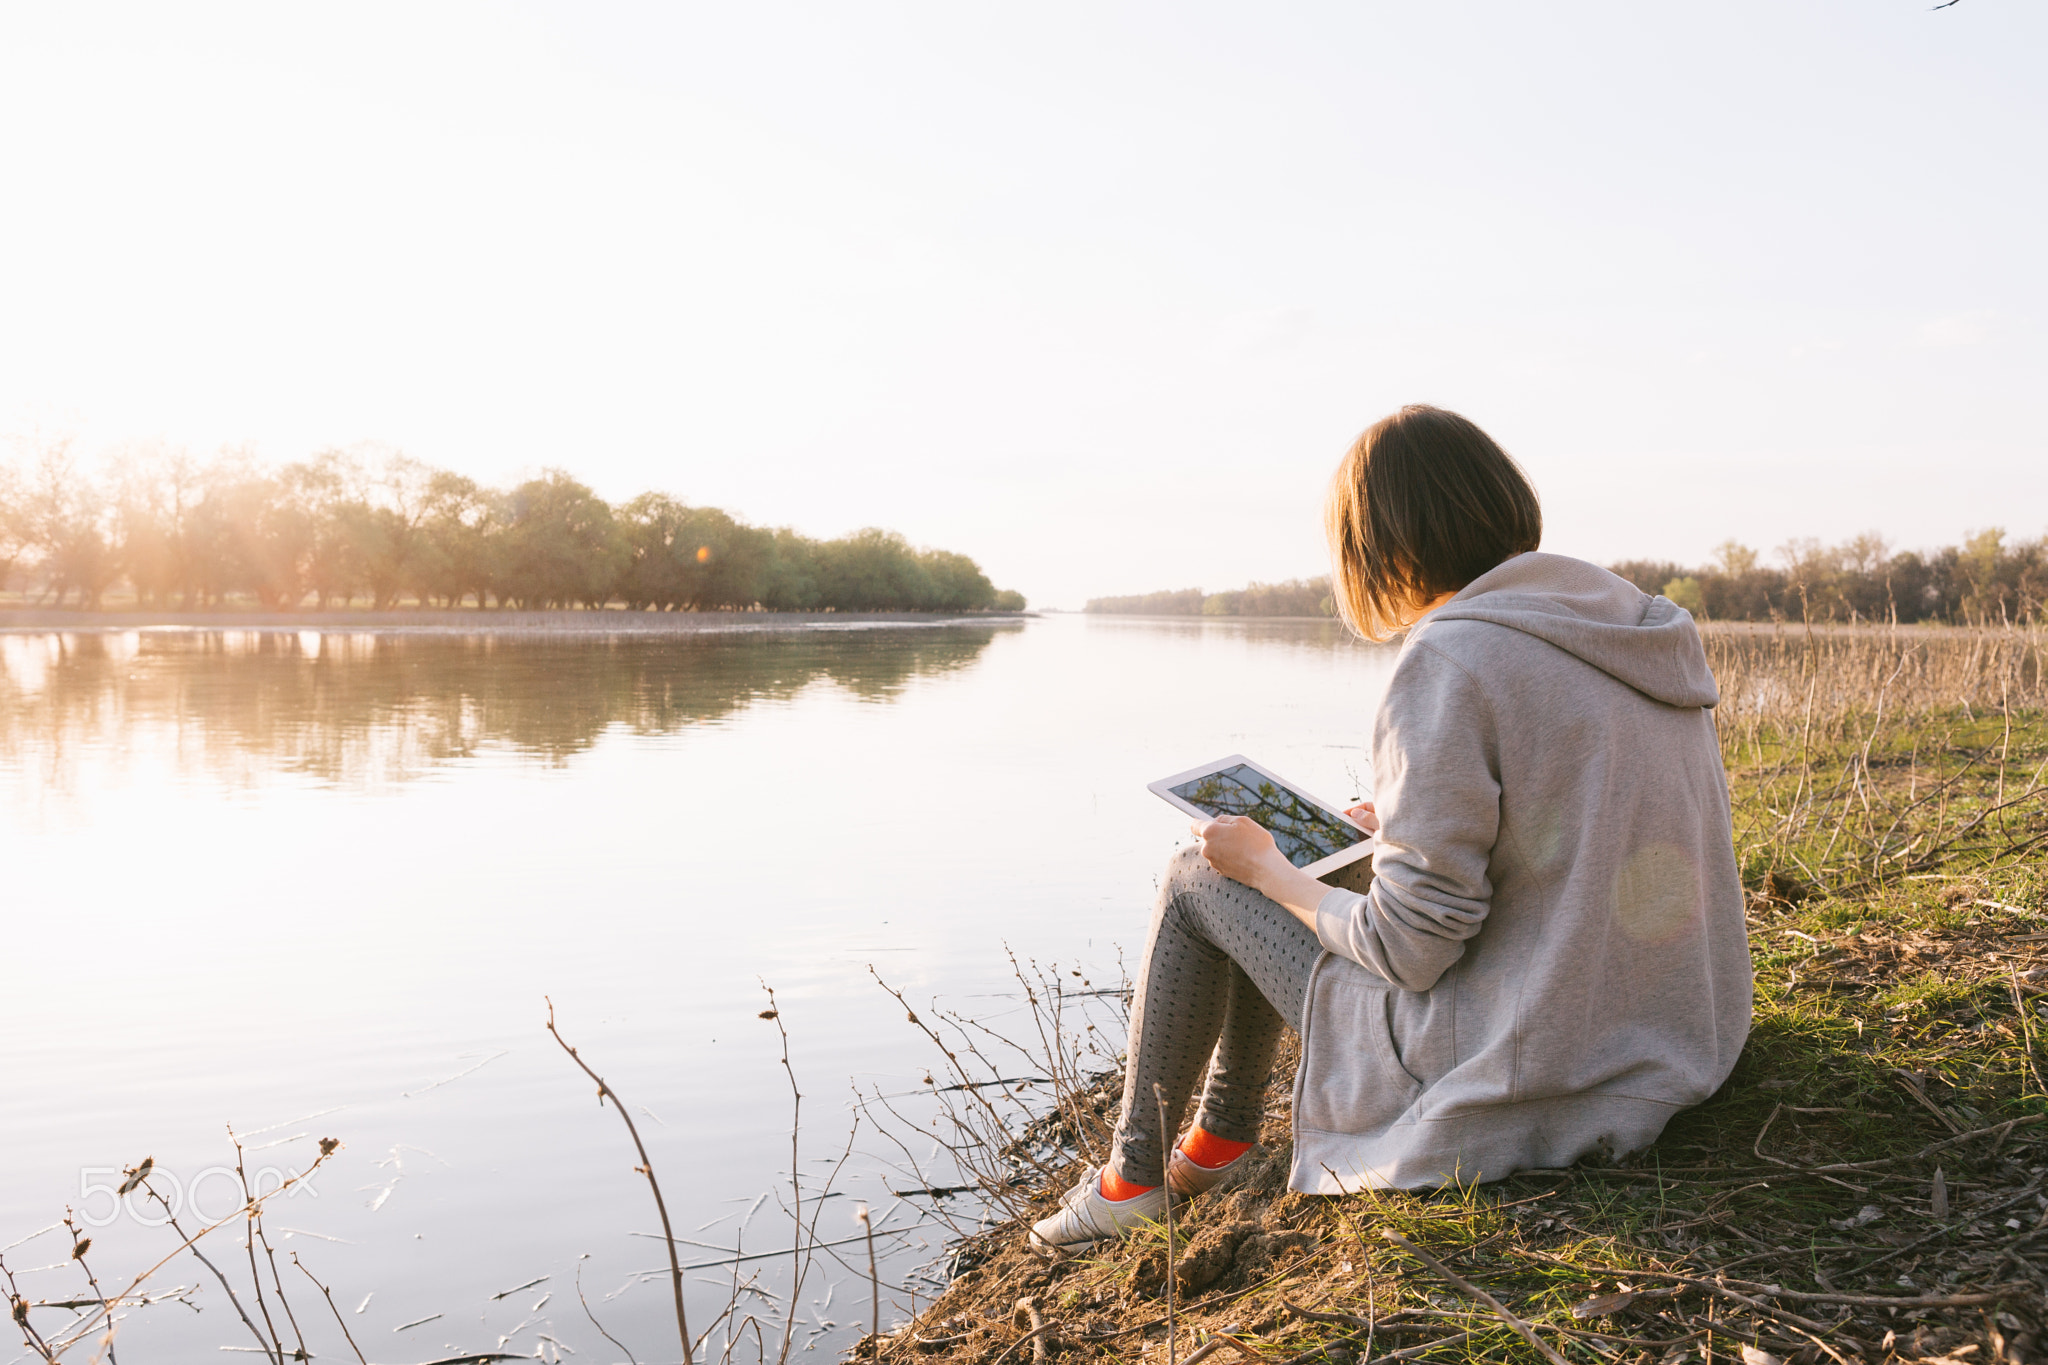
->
xmin=1190 ymin=815 xmax=1332 ymax=931
xmin=1189 ymin=814 xmax=1287 ymax=886
xmin=1193 ymin=804 xmax=1376 ymax=933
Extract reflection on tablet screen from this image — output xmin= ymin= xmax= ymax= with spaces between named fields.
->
xmin=1171 ymin=764 xmax=1366 ymax=869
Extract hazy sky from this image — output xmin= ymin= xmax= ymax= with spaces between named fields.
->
xmin=2 ymin=2 xmax=2042 ymax=607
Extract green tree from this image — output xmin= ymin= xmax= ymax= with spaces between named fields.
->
xmin=340 ymin=451 xmax=439 ymax=609
xmin=279 ymin=452 xmax=369 ymax=609
xmin=617 ymin=494 xmax=778 ymax=609
xmin=812 ymin=528 xmax=934 ymax=611
xmin=1609 ymin=560 xmax=1690 ymax=595
xmin=190 ymin=458 xmax=312 ymax=609
xmin=114 ymin=445 xmax=208 ymax=608
xmin=1085 ymin=588 xmax=1204 ymax=615
xmin=0 ymin=459 xmax=27 ymax=596
xmin=16 ymin=440 xmax=123 ymax=608
xmin=1235 ymin=578 xmax=1333 ymax=616
xmin=496 ymin=470 xmax=626 ymax=608
xmin=410 ymin=472 xmax=498 ymax=608
xmin=915 ymin=548 xmax=997 ymax=611
xmin=1661 ymin=576 xmax=1706 ymax=614
xmin=0 ymin=441 xmax=1025 ymax=616
xmin=1958 ymin=528 xmax=2009 ymax=623
xmin=760 ymin=527 xmax=821 ymax=609
xmin=1715 ymin=541 xmax=1760 ymax=577
xmin=1701 ymin=540 xmax=1781 ymax=620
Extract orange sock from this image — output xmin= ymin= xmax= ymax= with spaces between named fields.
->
xmin=1179 ymin=1127 xmax=1253 ymax=1170
xmin=1099 ymin=1168 xmax=1159 ymax=1200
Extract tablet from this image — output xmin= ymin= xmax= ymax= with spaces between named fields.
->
xmin=1149 ymin=754 xmax=1374 ymax=877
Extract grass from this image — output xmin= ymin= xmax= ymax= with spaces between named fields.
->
xmin=875 ymin=625 xmax=2048 ymax=1365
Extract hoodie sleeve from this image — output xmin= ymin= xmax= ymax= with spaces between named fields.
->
xmin=1314 ymin=640 xmax=1499 ymax=993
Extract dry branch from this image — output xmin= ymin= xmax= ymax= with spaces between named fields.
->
xmin=546 ymin=996 xmax=693 ymax=1365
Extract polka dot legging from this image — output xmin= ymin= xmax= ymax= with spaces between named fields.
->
xmin=1107 ymin=843 xmax=1337 ymax=1187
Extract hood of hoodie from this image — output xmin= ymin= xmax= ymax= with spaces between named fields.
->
xmin=1412 ymin=552 xmax=1719 ymax=708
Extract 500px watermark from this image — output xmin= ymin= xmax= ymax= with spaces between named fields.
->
xmin=75 ymin=1163 xmax=322 ymax=1229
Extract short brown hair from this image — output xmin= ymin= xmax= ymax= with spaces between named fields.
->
xmin=1324 ymin=406 xmax=1542 ymax=640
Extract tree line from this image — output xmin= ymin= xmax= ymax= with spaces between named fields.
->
xmin=1085 ymin=578 xmax=1334 ymax=618
xmin=1087 ymin=529 xmax=2048 ymax=625
xmin=1611 ymin=530 xmax=2045 ymax=625
xmin=0 ymin=441 xmax=1025 ymax=613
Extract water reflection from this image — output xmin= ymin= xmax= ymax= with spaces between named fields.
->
xmin=0 ymin=615 xmax=1396 ymax=1362
xmin=0 ymin=625 xmax=1011 ymax=792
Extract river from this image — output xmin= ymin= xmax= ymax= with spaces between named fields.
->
xmin=0 ymin=615 xmax=1395 ymax=1364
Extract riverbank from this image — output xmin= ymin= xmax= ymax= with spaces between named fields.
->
xmin=0 ymin=607 xmax=1032 ymax=636
xmin=878 ymin=631 xmax=2048 ymax=1365
xmin=883 ymin=876 xmax=2047 ymax=1364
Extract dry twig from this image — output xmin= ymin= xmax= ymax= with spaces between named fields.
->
xmin=289 ymin=1252 xmax=368 ymax=1365
xmin=546 ymin=996 xmax=693 ymax=1365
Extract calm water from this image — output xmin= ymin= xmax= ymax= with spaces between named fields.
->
xmin=0 ymin=617 xmax=1395 ymax=1364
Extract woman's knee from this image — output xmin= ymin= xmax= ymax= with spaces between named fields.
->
xmin=1160 ymin=844 xmax=1216 ymax=899
xmin=1153 ymin=846 xmax=1232 ymax=941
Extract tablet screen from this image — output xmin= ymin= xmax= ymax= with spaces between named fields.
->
xmin=1170 ymin=763 xmax=1368 ymax=869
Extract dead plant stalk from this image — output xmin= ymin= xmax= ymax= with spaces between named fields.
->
xmin=545 ymin=996 xmax=694 ymax=1365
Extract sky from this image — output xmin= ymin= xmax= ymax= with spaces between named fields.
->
xmin=1 ymin=2 xmax=2042 ymax=609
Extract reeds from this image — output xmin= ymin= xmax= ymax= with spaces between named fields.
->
xmin=1706 ymin=622 xmax=2048 ymax=893
xmin=857 ymin=951 xmax=1131 ymax=1240
xmin=1706 ymin=623 xmax=2046 ymax=744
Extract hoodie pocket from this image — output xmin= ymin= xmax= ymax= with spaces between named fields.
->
xmin=1295 ymin=961 xmax=1425 ymax=1134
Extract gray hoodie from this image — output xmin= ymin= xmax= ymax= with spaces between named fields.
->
xmin=1292 ymin=552 xmax=1751 ymax=1191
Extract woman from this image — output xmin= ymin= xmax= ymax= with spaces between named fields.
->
xmin=1032 ymin=405 xmax=1752 ymax=1248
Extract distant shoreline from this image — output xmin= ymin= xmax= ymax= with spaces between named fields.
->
xmin=1085 ymin=612 xmax=1342 ymax=623
xmin=0 ymin=607 xmax=1034 ymax=637
xmin=1082 ymin=613 xmax=2034 ymax=637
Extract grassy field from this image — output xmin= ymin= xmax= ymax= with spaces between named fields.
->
xmin=876 ymin=625 xmax=2048 ymax=1365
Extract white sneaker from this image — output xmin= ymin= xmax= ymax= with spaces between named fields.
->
xmin=1167 ymin=1143 xmax=1256 ymax=1198
xmin=1027 ymin=1167 xmax=1168 ymax=1249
